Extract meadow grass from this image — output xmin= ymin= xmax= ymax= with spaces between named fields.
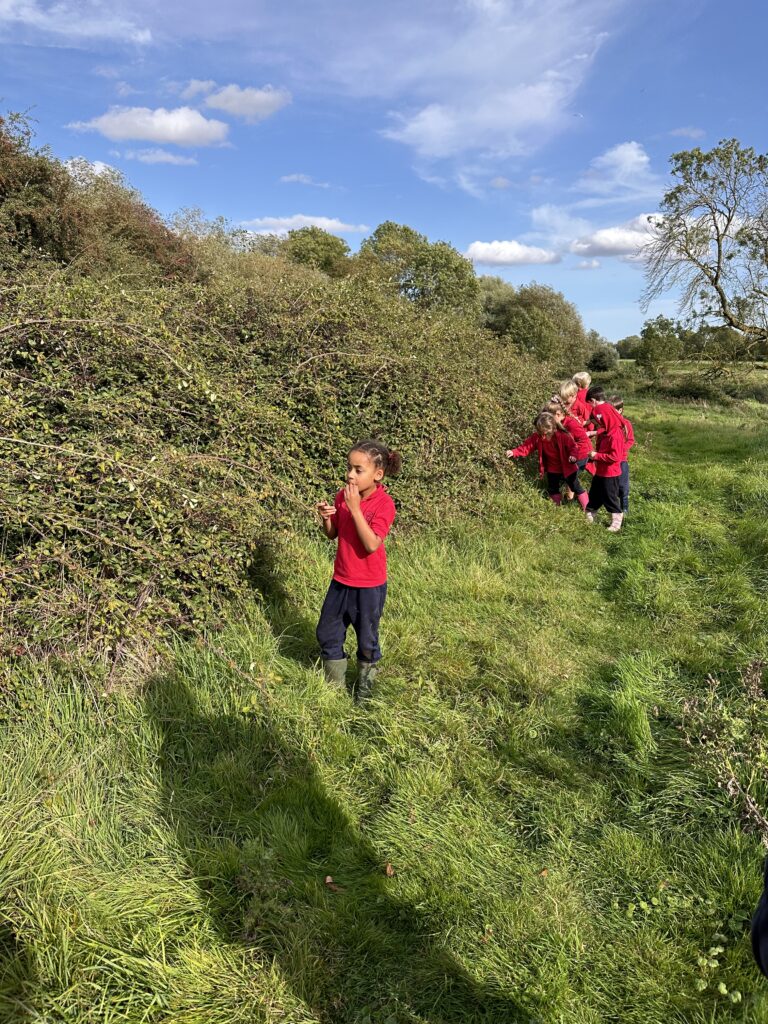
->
xmin=2 ymin=396 xmax=768 ymax=1023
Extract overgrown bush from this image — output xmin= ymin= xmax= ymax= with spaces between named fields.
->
xmin=0 ymin=115 xmax=558 ymax=667
xmin=0 ymin=251 xmax=550 ymax=665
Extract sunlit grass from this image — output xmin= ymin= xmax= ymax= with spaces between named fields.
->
xmin=2 ymin=396 xmax=768 ymax=1022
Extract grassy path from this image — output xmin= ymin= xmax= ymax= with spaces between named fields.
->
xmin=2 ymin=398 xmax=768 ymax=1023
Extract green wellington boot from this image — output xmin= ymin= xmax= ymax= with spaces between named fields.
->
xmin=323 ymin=658 xmax=348 ymax=690
xmin=355 ymin=661 xmax=378 ymax=703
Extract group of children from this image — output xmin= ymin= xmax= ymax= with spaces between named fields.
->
xmin=507 ymin=371 xmax=634 ymax=534
xmin=313 ymin=373 xmax=634 ymax=701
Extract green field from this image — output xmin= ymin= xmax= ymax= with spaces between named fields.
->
xmin=2 ymin=396 xmax=768 ymax=1023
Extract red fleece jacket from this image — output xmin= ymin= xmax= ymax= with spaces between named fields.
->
xmin=512 ymin=429 xmax=577 ymax=477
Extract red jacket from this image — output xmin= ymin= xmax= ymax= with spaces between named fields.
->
xmin=571 ymin=395 xmax=591 ymax=423
xmin=512 ymin=429 xmax=577 ymax=477
xmin=620 ymin=415 xmax=635 ymax=461
xmin=563 ymin=414 xmax=592 ymax=459
xmin=591 ymin=428 xmax=623 ymax=477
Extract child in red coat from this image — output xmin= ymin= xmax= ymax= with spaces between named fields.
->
xmin=543 ymin=399 xmax=594 ymax=503
xmin=580 ymin=386 xmax=625 ymax=531
xmin=558 ymin=379 xmax=592 ymax=426
xmin=507 ymin=411 xmax=588 ymax=511
xmin=572 ymin=371 xmax=592 ymax=422
xmin=609 ymin=394 xmax=634 ymax=515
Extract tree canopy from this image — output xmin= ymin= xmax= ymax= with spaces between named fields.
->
xmin=359 ymin=221 xmax=480 ymax=316
xmin=643 ymin=139 xmax=768 ymax=359
xmin=282 ymin=226 xmax=350 ymax=277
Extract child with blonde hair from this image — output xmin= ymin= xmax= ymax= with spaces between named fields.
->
xmin=572 ymin=372 xmax=592 ymax=422
xmin=559 ymin=378 xmax=591 ymax=425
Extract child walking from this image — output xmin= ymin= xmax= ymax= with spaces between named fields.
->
xmin=581 ymin=386 xmax=625 ymax=531
xmin=507 ymin=411 xmax=586 ymax=510
xmin=546 ymin=399 xmax=595 ymax=501
xmin=315 ymin=439 xmax=401 ymax=702
xmin=608 ymin=394 xmax=635 ymax=515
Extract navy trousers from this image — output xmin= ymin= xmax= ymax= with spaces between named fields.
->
xmin=316 ymin=580 xmax=387 ymax=663
xmin=618 ymin=460 xmax=630 ymax=512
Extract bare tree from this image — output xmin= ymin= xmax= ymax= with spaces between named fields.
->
xmin=643 ymin=139 xmax=768 ymax=359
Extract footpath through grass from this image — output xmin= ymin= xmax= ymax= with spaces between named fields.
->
xmin=3 ymin=397 xmax=768 ymax=1023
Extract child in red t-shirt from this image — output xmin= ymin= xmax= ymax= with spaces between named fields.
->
xmin=315 ymin=438 xmax=401 ymax=702
xmin=507 ymin=411 xmax=586 ymax=510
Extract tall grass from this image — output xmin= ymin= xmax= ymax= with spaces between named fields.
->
xmin=2 ymin=397 xmax=768 ymax=1022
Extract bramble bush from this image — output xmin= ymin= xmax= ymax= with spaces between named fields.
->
xmin=0 ymin=122 xmax=552 ymax=668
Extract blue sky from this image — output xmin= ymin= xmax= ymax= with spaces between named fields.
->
xmin=1 ymin=0 xmax=765 ymax=339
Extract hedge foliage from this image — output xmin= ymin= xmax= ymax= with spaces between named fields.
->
xmin=0 ymin=179 xmax=552 ymax=664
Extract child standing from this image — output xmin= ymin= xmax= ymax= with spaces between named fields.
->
xmin=608 ymin=394 xmax=635 ymax=516
xmin=315 ymin=439 xmax=401 ymax=702
xmin=572 ymin=372 xmax=592 ymax=423
xmin=507 ymin=411 xmax=585 ymax=509
xmin=582 ymin=386 xmax=625 ymax=532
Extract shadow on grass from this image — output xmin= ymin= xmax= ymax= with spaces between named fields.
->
xmin=247 ymin=541 xmax=320 ymax=668
xmin=146 ymin=672 xmax=533 ymax=1024
xmin=0 ymin=925 xmax=38 ymax=1024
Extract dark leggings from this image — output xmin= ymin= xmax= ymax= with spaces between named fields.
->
xmin=546 ymin=471 xmax=585 ymax=497
xmin=618 ymin=461 xmax=630 ymax=512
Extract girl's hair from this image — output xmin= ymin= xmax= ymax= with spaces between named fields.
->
xmin=572 ymin=371 xmax=592 ymax=389
xmin=535 ymin=412 xmax=561 ymax=435
xmin=586 ymin=385 xmax=606 ymax=403
xmin=559 ymin=380 xmax=578 ymax=401
xmin=542 ymin=399 xmax=564 ymax=416
xmin=349 ymin=438 xmax=402 ymax=476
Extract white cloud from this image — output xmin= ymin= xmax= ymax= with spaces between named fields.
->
xmin=530 ymin=204 xmax=591 ymax=247
xmin=68 ymin=106 xmax=228 ymax=147
xmin=181 ymin=79 xmax=217 ymax=100
xmin=383 ymin=68 xmax=590 ymax=160
xmin=570 ymin=213 xmax=660 ymax=258
xmin=576 ymin=258 xmax=601 ymax=270
xmin=241 ymin=214 xmax=369 ymax=235
xmin=669 ymin=126 xmax=705 ymax=140
xmin=123 ymin=148 xmax=198 ymax=165
xmin=465 ymin=239 xmax=561 ymax=265
xmin=489 ymin=176 xmax=512 ymax=189
xmin=65 ymin=157 xmax=117 ymax=179
xmin=0 ymin=0 xmax=151 ymax=43
xmin=280 ymin=173 xmax=331 ymax=189
xmin=205 ymin=84 xmax=291 ymax=122
xmin=574 ymin=141 xmax=660 ymax=206
xmin=92 ymin=64 xmax=121 ymax=79
xmin=115 ymin=81 xmax=139 ymax=97
xmin=366 ymin=0 xmax=623 ymax=163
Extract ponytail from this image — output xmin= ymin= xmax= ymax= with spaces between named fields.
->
xmin=349 ymin=438 xmax=402 ymax=477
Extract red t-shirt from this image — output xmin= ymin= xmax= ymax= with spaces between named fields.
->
xmin=332 ymin=484 xmax=396 ymax=588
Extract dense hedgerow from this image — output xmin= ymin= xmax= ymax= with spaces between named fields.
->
xmin=0 ymin=115 xmax=556 ymax=665
xmin=0 ymin=233 xmax=551 ymax=665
